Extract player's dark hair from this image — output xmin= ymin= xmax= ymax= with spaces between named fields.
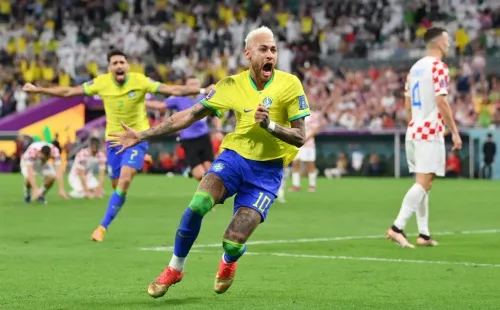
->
xmin=41 ymin=145 xmax=51 ymax=157
xmin=107 ymin=50 xmax=127 ymax=62
xmin=423 ymin=27 xmax=447 ymax=44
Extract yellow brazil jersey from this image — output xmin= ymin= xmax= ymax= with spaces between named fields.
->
xmin=200 ymin=70 xmax=310 ymax=166
xmin=82 ymin=73 xmax=161 ymax=140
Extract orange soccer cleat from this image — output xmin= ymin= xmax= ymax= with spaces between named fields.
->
xmin=214 ymin=258 xmax=238 ymax=294
xmin=289 ymin=186 xmax=300 ymax=192
xmin=91 ymin=225 xmax=106 ymax=242
xmin=147 ymin=266 xmax=184 ymax=298
xmin=386 ymin=226 xmax=415 ymax=248
xmin=417 ymin=235 xmax=439 ymax=246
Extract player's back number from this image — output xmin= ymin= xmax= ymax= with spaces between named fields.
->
xmin=411 ymin=82 xmax=421 ymax=108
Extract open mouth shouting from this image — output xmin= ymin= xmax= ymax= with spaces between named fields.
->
xmin=115 ymin=69 xmax=126 ymax=81
xmin=262 ymin=62 xmax=274 ymax=79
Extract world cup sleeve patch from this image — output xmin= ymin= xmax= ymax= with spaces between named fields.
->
xmin=205 ymin=89 xmax=216 ymax=100
xmin=298 ymin=95 xmax=308 ymax=110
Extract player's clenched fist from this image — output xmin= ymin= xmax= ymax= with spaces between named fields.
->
xmin=255 ymin=104 xmax=270 ymax=129
xmin=451 ymin=133 xmax=462 ymax=151
xmin=23 ymin=83 xmax=38 ymax=92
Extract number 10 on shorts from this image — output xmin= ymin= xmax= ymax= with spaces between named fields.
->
xmin=253 ymin=192 xmax=271 ymax=212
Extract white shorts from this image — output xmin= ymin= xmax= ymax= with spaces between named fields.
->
xmin=69 ymin=173 xmax=99 ymax=192
xmin=405 ymin=140 xmax=445 ymax=177
xmin=295 ymin=146 xmax=316 ymax=162
xmin=20 ymin=160 xmax=57 ymax=178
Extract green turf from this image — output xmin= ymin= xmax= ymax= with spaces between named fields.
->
xmin=1 ymin=175 xmax=499 ymax=310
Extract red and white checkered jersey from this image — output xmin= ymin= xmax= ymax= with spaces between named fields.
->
xmin=69 ymin=147 xmax=106 ymax=175
xmin=404 ymin=56 xmax=448 ymax=142
xmin=21 ymin=142 xmax=61 ymax=166
xmin=304 ymin=110 xmax=323 ymax=148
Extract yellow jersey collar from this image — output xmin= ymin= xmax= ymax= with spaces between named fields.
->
xmin=249 ymin=71 xmax=274 ymax=91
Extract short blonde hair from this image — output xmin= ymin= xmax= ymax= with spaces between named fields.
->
xmin=244 ymin=26 xmax=275 ymax=48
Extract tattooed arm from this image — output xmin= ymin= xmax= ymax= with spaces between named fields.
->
xmin=267 ymin=118 xmax=306 ymax=148
xmin=139 ymin=102 xmax=212 ymax=141
xmin=255 ymin=104 xmax=306 ymax=147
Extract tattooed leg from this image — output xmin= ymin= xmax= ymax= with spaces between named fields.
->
xmin=220 ymin=207 xmax=261 ymax=264
xmin=214 ymin=207 xmax=261 ymax=294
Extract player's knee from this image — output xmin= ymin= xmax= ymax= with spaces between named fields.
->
xmin=222 ymin=239 xmax=245 ymax=256
xmin=188 ymin=191 xmax=214 ymax=216
xmin=44 ymin=176 xmax=56 ymax=184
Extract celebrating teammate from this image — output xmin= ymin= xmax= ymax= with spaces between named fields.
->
xmin=68 ymin=137 xmax=107 ymax=199
xmin=109 ymin=26 xmax=310 ymax=297
xmin=386 ymin=27 xmax=462 ymax=248
xmin=146 ymin=76 xmax=223 ymax=181
xmin=21 ymin=141 xmax=68 ymax=203
xmin=23 ymin=50 xmax=210 ymax=242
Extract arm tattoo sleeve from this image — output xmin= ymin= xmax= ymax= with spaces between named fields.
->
xmin=139 ymin=103 xmax=212 ymax=141
xmin=268 ymin=118 xmax=306 ymax=148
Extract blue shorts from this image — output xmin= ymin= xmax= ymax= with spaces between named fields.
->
xmin=106 ymin=141 xmax=149 ymax=180
xmin=207 ymin=149 xmax=284 ymax=222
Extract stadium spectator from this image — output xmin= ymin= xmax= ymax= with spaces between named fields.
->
xmin=365 ymin=153 xmax=384 ymax=177
xmin=445 ymin=152 xmax=462 ymax=178
xmin=324 ymin=152 xmax=349 ymax=179
xmin=482 ymin=132 xmax=496 ymax=179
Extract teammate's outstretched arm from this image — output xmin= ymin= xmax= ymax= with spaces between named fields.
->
xmin=156 ymin=84 xmax=213 ymax=97
xmin=255 ymin=104 xmax=306 ymax=147
xmin=109 ymin=102 xmax=213 ymax=154
xmin=23 ymin=83 xmax=84 ymax=98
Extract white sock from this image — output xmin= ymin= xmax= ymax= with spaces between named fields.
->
xmin=292 ymin=172 xmax=300 ymax=187
xmin=393 ymin=183 xmax=426 ymax=230
xmin=168 ymin=254 xmax=186 ymax=271
xmin=308 ymin=172 xmax=316 ymax=187
xmin=416 ymin=191 xmax=430 ymax=236
xmin=278 ymin=178 xmax=286 ymax=200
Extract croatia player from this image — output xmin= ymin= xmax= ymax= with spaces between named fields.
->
xmin=68 ymin=137 xmax=107 ymax=199
xmin=278 ymin=103 xmax=322 ymax=202
xmin=386 ymin=27 xmax=462 ymax=248
xmin=23 ymin=50 xmax=210 ymax=242
xmin=146 ymin=76 xmax=223 ymax=181
xmin=109 ymin=26 xmax=309 ymax=297
xmin=21 ymin=141 xmax=68 ymax=203
xmin=290 ymin=104 xmax=323 ymax=192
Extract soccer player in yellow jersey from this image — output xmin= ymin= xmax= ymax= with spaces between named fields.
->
xmin=110 ymin=27 xmax=310 ymax=297
xmin=23 ymin=50 xmax=210 ymax=242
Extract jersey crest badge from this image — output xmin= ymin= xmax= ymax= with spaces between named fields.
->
xmin=262 ymin=97 xmax=273 ymax=109
xmin=298 ymin=95 xmax=308 ymax=110
xmin=212 ymin=162 xmax=224 ymax=172
xmin=128 ymin=91 xmax=136 ymax=98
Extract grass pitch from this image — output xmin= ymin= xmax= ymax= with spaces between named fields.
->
xmin=1 ymin=175 xmax=499 ymax=309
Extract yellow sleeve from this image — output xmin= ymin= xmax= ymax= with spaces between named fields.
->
xmin=199 ymin=77 xmax=235 ymax=118
xmin=285 ymin=76 xmax=310 ymax=121
xmin=141 ymin=74 xmax=161 ymax=94
xmin=82 ymin=76 xmax=102 ymax=96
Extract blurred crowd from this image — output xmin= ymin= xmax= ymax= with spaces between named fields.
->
xmin=0 ymin=0 xmax=500 ymax=130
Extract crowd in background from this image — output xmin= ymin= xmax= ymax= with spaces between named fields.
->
xmin=0 ymin=0 xmax=499 ymax=176
xmin=0 ymin=0 xmax=499 ymax=129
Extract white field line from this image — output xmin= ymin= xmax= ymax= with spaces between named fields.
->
xmin=244 ymin=252 xmax=500 ymax=268
xmin=143 ymin=250 xmax=500 ymax=268
xmin=139 ymin=228 xmax=500 ymax=252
